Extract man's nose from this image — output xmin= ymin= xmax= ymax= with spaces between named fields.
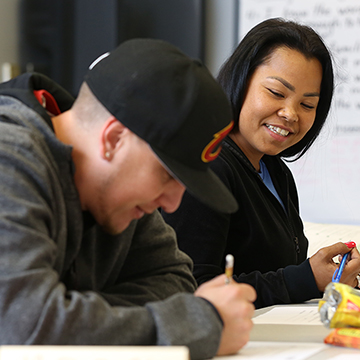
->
xmin=160 ymin=182 xmax=186 ymax=213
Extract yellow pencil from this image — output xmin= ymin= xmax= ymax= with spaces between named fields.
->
xmin=225 ymin=254 xmax=234 ymax=284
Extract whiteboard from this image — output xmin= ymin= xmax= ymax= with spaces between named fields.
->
xmin=239 ymin=0 xmax=360 ymax=225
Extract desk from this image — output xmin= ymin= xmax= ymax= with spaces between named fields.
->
xmin=1 ymin=301 xmax=358 ymax=360
xmin=241 ymin=300 xmax=360 ymax=359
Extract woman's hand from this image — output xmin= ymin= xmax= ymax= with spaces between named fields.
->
xmin=309 ymin=242 xmax=360 ymax=291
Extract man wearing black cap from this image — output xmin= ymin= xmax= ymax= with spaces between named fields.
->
xmin=0 ymin=39 xmax=255 ymax=359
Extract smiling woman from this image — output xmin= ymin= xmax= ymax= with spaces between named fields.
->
xmin=162 ymin=18 xmax=360 ymax=309
xmin=231 ymin=45 xmax=322 ymax=171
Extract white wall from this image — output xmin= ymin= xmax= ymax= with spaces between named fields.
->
xmin=0 ymin=0 xmax=19 ymax=64
xmin=0 ymin=0 xmax=20 ymax=81
xmin=204 ymin=0 xmax=238 ymax=76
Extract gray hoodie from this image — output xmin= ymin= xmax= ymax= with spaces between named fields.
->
xmin=0 ymin=73 xmax=222 ymax=359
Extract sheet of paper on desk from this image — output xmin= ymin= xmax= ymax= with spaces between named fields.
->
xmin=0 ymin=346 xmax=189 ymax=360
xmin=215 ymin=341 xmax=326 ymax=360
xmin=304 ymin=221 xmax=360 ymax=257
xmin=252 ymin=306 xmax=322 ymax=325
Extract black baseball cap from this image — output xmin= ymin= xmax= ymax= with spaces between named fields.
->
xmin=85 ymin=38 xmax=238 ymax=213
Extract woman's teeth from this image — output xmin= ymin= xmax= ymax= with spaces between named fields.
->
xmin=266 ymin=124 xmax=289 ymax=137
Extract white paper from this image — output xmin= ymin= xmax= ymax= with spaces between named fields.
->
xmin=304 ymin=222 xmax=360 ymax=257
xmin=0 ymin=346 xmax=189 ymax=360
xmin=216 ymin=341 xmax=326 ymax=360
xmin=253 ymin=306 xmax=322 ymax=325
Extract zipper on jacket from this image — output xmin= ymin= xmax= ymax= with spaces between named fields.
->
xmin=225 ymin=138 xmax=302 ymax=263
xmin=294 ymin=236 xmax=300 ymax=254
xmin=282 ymin=172 xmax=301 ymax=262
xmin=263 ymin=164 xmax=301 ymax=263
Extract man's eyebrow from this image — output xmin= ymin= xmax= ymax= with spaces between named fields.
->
xmin=267 ymin=76 xmax=320 ymax=97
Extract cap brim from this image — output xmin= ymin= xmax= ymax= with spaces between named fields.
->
xmin=152 ymin=147 xmax=238 ymax=214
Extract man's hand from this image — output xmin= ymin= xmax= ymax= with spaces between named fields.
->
xmin=195 ymin=274 xmax=256 ymax=356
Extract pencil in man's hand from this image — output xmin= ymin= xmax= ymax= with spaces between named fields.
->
xmin=225 ymin=254 xmax=234 ymax=284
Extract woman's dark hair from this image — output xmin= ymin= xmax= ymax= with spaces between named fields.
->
xmin=217 ymin=17 xmax=334 ymax=160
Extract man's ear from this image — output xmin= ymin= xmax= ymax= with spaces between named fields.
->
xmin=100 ymin=117 xmax=127 ymax=160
